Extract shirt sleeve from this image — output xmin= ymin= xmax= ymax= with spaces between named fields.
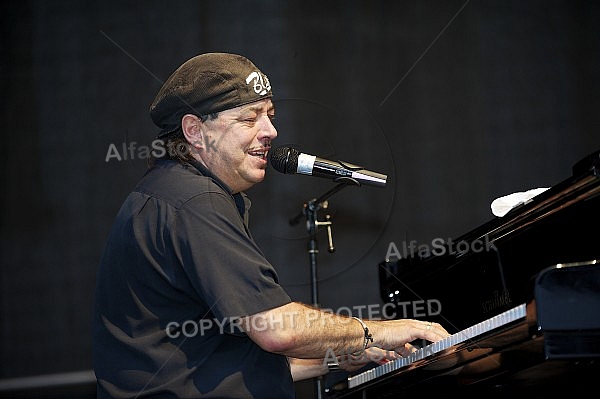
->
xmin=174 ymin=188 xmax=291 ymax=321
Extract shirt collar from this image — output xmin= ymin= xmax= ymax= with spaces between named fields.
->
xmin=185 ymin=158 xmax=248 ymax=219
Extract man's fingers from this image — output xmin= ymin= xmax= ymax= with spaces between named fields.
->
xmin=420 ymin=320 xmax=450 ymax=341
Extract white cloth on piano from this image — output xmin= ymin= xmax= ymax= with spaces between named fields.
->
xmin=491 ymin=187 xmax=549 ymax=217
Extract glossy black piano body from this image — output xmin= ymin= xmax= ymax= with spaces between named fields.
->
xmin=326 ymin=150 xmax=600 ymax=397
xmin=380 ymin=149 xmax=600 ymax=331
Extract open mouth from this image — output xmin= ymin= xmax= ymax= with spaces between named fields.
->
xmin=248 ymin=147 xmax=270 ymax=160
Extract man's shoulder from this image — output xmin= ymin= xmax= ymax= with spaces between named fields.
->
xmin=134 ymin=160 xmax=226 ymax=208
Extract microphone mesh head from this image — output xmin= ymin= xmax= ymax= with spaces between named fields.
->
xmin=269 ymin=146 xmax=299 ymax=174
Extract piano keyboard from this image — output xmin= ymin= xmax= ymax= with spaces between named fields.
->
xmin=347 ymin=303 xmax=527 ymax=389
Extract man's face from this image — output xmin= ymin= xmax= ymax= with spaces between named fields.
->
xmin=199 ymin=98 xmax=277 ymax=193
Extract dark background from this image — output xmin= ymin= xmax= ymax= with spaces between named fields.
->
xmin=1 ymin=0 xmax=599 ymax=397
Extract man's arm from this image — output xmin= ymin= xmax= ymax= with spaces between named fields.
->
xmin=288 ymin=357 xmax=328 ymax=381
xmin=243 ymin=301 xmax=448 ymax=359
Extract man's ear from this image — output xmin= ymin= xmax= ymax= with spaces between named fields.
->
xmin=181 ymin=114 xmax=203 ymax=151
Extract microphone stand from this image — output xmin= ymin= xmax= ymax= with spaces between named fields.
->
xmin=289 ymin=177 xmax=360 ymax=399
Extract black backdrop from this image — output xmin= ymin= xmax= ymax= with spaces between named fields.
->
xmin=2 ymin=0 xmax=600 ymax=396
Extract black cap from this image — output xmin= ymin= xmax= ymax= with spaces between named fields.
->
xmin=150 ymin=53 xmax=273 ymax=137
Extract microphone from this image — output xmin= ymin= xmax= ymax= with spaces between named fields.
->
xmin=269 ymin=146 xmax=387 ymax=188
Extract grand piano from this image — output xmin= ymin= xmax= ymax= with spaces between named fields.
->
xmin=325 ymin=149 xmax=600 ymax=397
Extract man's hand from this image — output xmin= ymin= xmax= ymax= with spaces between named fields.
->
xmin=336 ymin=343 xmax=419 ymax=372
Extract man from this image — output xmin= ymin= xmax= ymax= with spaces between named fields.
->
xmin=93 ymin=52 xmax=449 ymax=398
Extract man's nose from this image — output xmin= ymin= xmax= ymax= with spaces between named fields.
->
xmin=259 ymin=116 xmax=277 ymax=140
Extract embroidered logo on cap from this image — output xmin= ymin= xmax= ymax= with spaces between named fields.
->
xmin=245 ymin=71 xmax=271 ymax=95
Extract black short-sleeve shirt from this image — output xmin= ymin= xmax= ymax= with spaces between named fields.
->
xmin=93 ymin=159 xmax=293 ymax=398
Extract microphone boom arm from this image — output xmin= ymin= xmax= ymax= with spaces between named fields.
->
xmin=288 ymin=177 xmax=361 ymax=226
